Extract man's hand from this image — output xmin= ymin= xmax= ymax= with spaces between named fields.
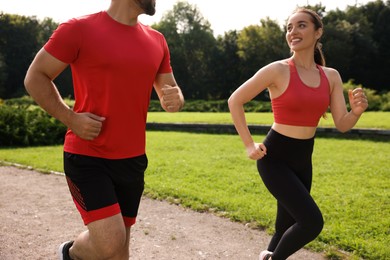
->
xmin=161 ymin=84 xmax=184 ymax=112
xmin=67 ymin=112 xmax=106 ymax=140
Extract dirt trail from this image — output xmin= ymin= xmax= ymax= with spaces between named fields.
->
xmin=0 ymin=166 xmax=325 ymax=260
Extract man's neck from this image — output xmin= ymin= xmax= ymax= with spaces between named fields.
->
xmin=107 ymin=1 xmax=142 ymax=26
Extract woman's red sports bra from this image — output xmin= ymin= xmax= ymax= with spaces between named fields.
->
xmin=271 ymin=59 xmax=330 ymax=127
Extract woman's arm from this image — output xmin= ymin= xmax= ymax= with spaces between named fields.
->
xmin=328 ymin=68 xmax=368 ymax=132
xmin=228 ymin=63 xmax=280 ymax=160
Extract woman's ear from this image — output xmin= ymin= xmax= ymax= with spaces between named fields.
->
xmin=316 ymin=27 xmax=323 ymax=40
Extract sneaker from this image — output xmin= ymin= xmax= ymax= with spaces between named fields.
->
xmin=259 ymin=250 xmax=273 ymax=260
xmin=58 ymin=240 xmax=74 ymax=260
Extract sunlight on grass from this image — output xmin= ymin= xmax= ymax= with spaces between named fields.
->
xmin=0 ymin=131 xmax=388 ymax=259
xmin=0 ymin=145 xmax=63 ymax=172
xmin=147 ymin=111 xmax=390 ymax=129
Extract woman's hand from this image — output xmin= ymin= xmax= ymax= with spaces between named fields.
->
xmin=246 ymin=142 xmax=267 ymax=160
xmin=348 ymin=88 xmax=368 ymax=117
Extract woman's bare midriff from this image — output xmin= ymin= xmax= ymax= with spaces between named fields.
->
xmin=271 ymin=123 xmax=317 ymax=139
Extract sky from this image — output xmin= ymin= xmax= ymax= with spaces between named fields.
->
xmin=0 ymin=0 xmax=376 ymax=36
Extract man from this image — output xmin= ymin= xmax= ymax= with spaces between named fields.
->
xmin=24 ymin=0 xmax=184 ymax=259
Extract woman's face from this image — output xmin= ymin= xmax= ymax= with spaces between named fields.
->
xmin=286 ymin=12 xmax=322 ymax=53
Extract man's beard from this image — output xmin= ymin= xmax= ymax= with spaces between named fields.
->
xmin=138 ymin=0 xmax=156 ymax=16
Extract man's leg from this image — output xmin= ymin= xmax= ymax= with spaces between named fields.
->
xmin=69 ymin=214 xmax=131 ymax=260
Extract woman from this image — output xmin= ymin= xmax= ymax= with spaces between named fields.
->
xmin=228 ymin=8 xmax=368 ymax=260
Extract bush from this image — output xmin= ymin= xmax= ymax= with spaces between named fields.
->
xmin=4 ymin=96 xmax=37 ymax=106
xmin=380 ymin=92 xmax=390 ymax=111
xmin=2 ymin=89 xmax=390 ymax=147
xmin=342 ymin=80 xmax=388 ymax=111
xmin=148 ymin=99 xmax=272 ymax=112
xmin=0 ymin=104 xmax=29 ymax=146
xmin=0 ymin=102 xmax=66 ymax=147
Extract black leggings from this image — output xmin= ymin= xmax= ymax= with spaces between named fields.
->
xmin=257 ymin=129 xmax=323 ymax=260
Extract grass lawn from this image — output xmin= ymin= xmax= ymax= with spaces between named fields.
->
xmin=147 ymin=111 xmax=390 ymax=130
xmin=0 ymin=131 xmax=388 ymax=260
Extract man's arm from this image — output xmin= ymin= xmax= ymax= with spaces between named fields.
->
xmin=153 ymin=73 xmax=184 ymax=112
xmin=24 ymin=48 xmax=71 ymax=122
xmin=24 ymin=48 xmax=105 ymax=140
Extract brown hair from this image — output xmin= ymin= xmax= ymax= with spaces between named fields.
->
xmin=290 ymin=8 xmax=326 ymax=66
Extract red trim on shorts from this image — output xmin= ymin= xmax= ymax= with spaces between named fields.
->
xmin=73 ymin=199 xmax=121 ymax=225
xmin=123 ymin=216 xmax=137 ymax=227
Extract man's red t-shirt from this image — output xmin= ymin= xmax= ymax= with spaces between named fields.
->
xmin=44 ymin=11 xmax=172 ymax=159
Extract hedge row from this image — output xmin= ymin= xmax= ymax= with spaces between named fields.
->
xmin=148 ymin=99 xmax=272 ymax=112
xmin=0 ymin=97 xmax=273 ymax=147
xmin=1 ymin=87 xmax=389 ymax=147
xmin=0 ymin=101 xmax=67 ymax=147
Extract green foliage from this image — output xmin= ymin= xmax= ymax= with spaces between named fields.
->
xmin=4 ymin=95 xmax=37 ymax=106
xmin=237 ymin=18 xmax=288 ymax=78
xmin=150 ymin=84 xmax=390 ymax=112
xmin=323 ymin=0 xmax=390 ymax=91
xmin=2 ymin=1 xmax=390 ymax=101
xmin=380 ymin=91 xmax=390 ymax=111
xmin=342 ymin=80 xmax=389 ymax=111
xmin=0 ymin=101 xmax=66 ymax=147
xmin=0 ymin=13 xmax=62 ymax=99
xmin=0 ymin=52 xmax=6 ymax=97
xmin=1 ymin=95 xmax=388 ymax=148
xmin=0 ymin=13 xmax=41 ymax=98
xmin=0 ymin=145 xmax=63 ymax=171
xmin=1 ymin=95 xmax=389 ymax=148
xmin=146 ymin=111 xmax=390 ymax=130
xmin=148 ymin=99 xmax=272 ymax=112
xmin=213 ymin=30 xmax=243 ymax=99
xmin=152 ymin=1 xmax=218 ymax=99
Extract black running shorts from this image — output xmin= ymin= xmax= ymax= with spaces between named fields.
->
xmin=63 ymin=152 xmax=147 ymax=227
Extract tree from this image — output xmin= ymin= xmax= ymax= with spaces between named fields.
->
xmin=0 ymin=13 xmax=41 ymax=98
xmin=323 ymin=1 xmax=390 ymax=92
xmin=323 ymin=10 xmax=355 ymax=78
xmin=237 ymin=18 xmax=288 ymax=96
xmin=345 ymin=5 xmax=377 ymax=90
xmin=37 ymin=17 xmax=58 ymax=45
xmin=361 ymin=0 xmax=390 ymax=92
xmin=212 ymin=30 xmax=243 ymax=99
xmin=1 ymin=1 xmax=388 ymax=100
xmin=0 ymin=52 xmax=6 ymax=97
xmin=152 ymin=1 xmax=217 ymax=99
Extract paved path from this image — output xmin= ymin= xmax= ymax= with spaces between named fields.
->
xmin=0 ymin=166 xmax=326 ymax=259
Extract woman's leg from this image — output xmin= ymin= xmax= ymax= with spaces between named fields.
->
xmin=267 ymin=202 xmax=295 ymax=252
xmin=257 ymin=129 xmax=323 ymax=260
xmin=257 ymin=158 xmax=323 ymax=260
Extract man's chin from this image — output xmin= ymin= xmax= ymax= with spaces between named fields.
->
xmin=145 ymin=8 xmax=156 ymax=16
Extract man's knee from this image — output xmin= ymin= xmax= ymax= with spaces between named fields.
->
xmin=89 ymin=215 xmax=129 ymax=259
xmin=93 ymin=231 xmax=128 ymax=259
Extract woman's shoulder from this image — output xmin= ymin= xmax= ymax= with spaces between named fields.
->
xmin=320 ymin=65 xmax=340 ymax=75
xmin=270 ymin=59 xmax=290 ymax=67
xmin=321 ymin=66 xmax=342 ymax=81
xmin=262 ymin=59 xmax=290 ymax=73
xmin=320 ymin=66 xmax=343 ymax=94
xmin=255 ymin=59 xmax=290 ymax=91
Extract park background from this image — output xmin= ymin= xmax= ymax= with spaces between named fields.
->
xmin=0 ymin=1 xmax=389 ymax=259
